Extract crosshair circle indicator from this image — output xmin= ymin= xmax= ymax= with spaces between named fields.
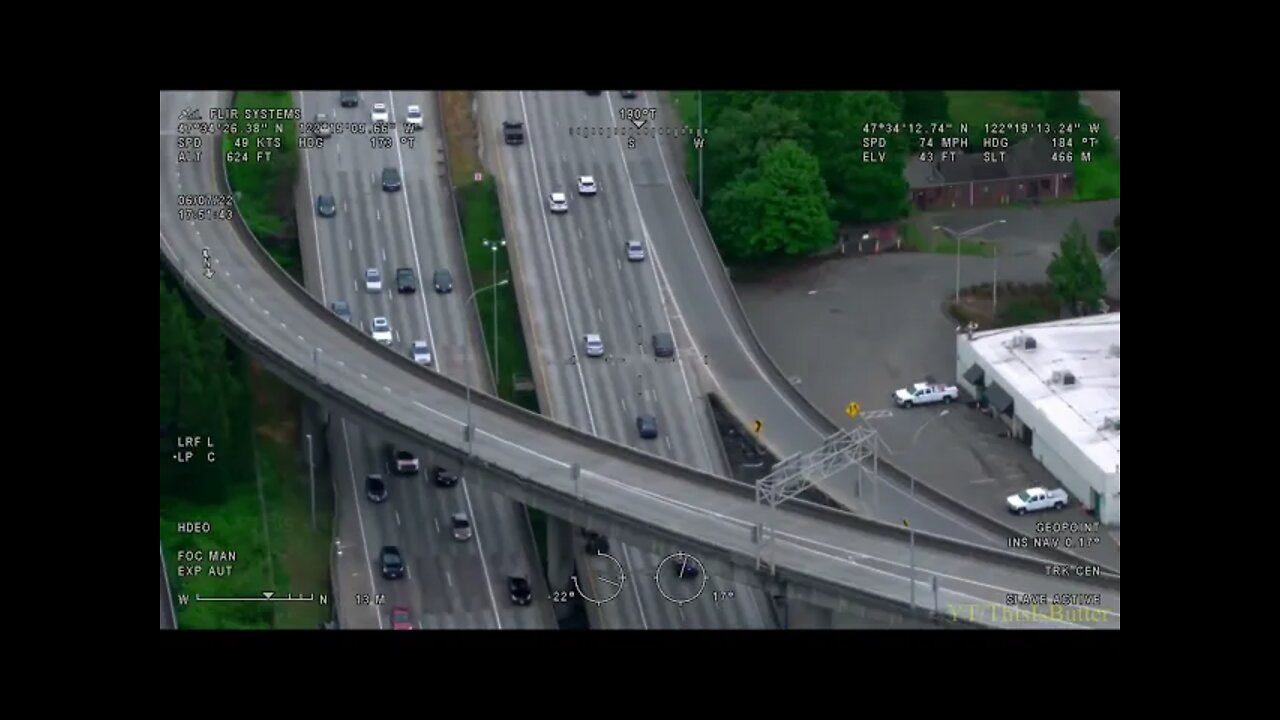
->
xmin=654 ymin=552 xmax=707 ymax=606
xmin=570 ymin=552 xmax=626 ymax=606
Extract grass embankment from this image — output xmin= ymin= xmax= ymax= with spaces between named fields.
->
xmin=945 ymin=91 xmax=1119 ymax=202
xmin=903 ymin=223 xmax=995 ymax=257
xmin=161 ymin=365 xmax=333 ymax=629
xmin=1073 ymin=102 xmax=1121 ymax=201
xmin=440 ymin=91 xmax=539 ymax=411
xmin=223 ymin=91 xmax=302 ymax=281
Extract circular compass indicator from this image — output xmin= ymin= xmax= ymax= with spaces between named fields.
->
xmin=654 ymin=552 xmax=708 ymax=606
xmin=571 ymin=552 xmax=626 ymax=605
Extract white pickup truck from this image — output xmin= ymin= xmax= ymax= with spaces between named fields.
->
xmin=894 ymin=382 xmax=959 ymax=408
xmin=1006 ymin=487 xmax=1070 ymax=515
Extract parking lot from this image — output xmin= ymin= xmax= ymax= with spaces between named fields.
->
xmin=734 ymin=201 xmax=1121 ymax=570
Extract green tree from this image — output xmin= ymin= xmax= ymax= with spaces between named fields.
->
xmin=900 ymin=91 xmax=950 ymax=125
xmin=1047 ymin=220 xmax=1106 ymax=316
xmin=771 ymin=92 xmax=909 ymax=223
xmin=1044 ymin=91 xmax=1082 ymax=121
xmin=703 ymin=99 xmax=812 ymax=210
xmin=707 ymin=140 xmax=836 ymax=262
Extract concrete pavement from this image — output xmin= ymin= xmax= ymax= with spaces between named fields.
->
xmin=735 ymin=202 xmax=1122 ymax=572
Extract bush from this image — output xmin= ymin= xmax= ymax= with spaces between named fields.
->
xmin=1098 ymin=229 xmax=1120 ymax=254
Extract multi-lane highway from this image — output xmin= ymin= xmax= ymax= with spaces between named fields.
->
xmin=295 ymin=90 xmax=554 ymax=629
xmin=160 ymin=90 xmax=1120 ymax=630
xmin=481 ymin=91 xmax=773 ymax=629
xmin=557 ymin=91 xmax=1035 ymax=553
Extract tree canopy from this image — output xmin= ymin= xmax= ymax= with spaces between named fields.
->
xmin=707 ymin=140 xmax=836 ymax=261
xmin=159 ymin=271 xmax=257 ymax=505
xmin=1046 ymin=220 xmax=1106 ymax=315
xmin=692 ymin=91 xmax=911 ymax=262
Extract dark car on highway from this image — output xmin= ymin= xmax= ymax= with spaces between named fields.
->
xmin=433 ymin=269 xmax=453 ymax=293
xmin=381 ymin=546 xmax=406 ymax=580
xmin=396 ymin=267 xmax=417 ymax=294
xmin=431 ymin=465 xmax=459 ymax=487
xmin=671 ymin=555 xmax=700 ymax=580
xmin=330 ymin=300 xmax=352 ymax=324
xmin=316 ymin=194 xmax=336 ymax=218
xmin=381 ymin=167 xmax=402 ymax=192
xmin=636 ymin=414 xmax=659 ymax=440
xmin=508 ymin=576 xmax=533 ymax=605
xmin=366 ymin=474 xmax=388 ymax=503
xmin=502 ymin=120 xmax=525 ymax=145
xmin=652 ymin=332 xmax=675 ymax=358
xmin=620 ymin=90 xmax=638 ymax=98
xmin=584 ymin=531 xmax=610 ymax=554
xmin=585 ymin=90 xmax=602 ymax=96
xmin=340 ymin=90 xmax=359 ymax=107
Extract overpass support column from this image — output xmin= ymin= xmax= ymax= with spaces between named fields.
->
xmin=786 ymin=600 xmax=835 ymax=629
xmin=545 ymin=516 xmax=576 ymax=622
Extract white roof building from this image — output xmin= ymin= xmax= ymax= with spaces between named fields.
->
xmin=956 ymin=313 xmax=1120 ymax=525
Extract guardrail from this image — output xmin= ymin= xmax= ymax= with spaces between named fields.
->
xmin=167 ymin=92 xmax=1117 ymax=595
xmin=160 ymin=539 xmax=178 ymax=630
xmin=653 ymin=102 xmax=1119 ymax=576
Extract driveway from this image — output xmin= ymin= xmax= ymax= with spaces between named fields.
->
xmin=735 ymin=202 xmax=1122 ymax=572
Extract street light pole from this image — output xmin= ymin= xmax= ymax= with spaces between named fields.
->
xmin=906 ymin=519 xmax=916 ymax=611
xmin=911 ymin=408 xmax=950 ymax=500
xmin=464 ymin=278 xmax=511 ymax=457
xmin=934 ymin=219 xmax=1007 ymax=308
xmin=305 ymin=432 xmax=316 ymax=531
xmin=482 ymin=239 xmax=507 ymax=387
xmin=992 ymin=245 xmax=999 ymax=320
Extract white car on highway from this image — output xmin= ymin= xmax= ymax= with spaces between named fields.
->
xmin=549 ymin=192 xmax=569 ymax=213
xmin=583 ymin=333 xmax=604 ymax=357
xmin=411 ymin=340 xmax=433 ymax=366
xmin=371 ymin=316 xmax=393 ymax=345
xmin=371 ymin=103 xmax=389 ymax=123
xmin=405 ymin=105 xmax=424 ymax=130
xmin=625 ymin=240 xmax=646 ymax=261
xmin=365 ymin=268 xmax=383 ymax=293
xmin=577 ymin=175 xmax=597 ymax=195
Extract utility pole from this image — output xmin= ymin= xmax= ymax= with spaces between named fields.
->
xmin=305 ymin=432 xmax=316 ymax=531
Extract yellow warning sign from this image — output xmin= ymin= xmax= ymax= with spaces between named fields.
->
xmin=845 ymin=401 xmax=861 ymax=419
xmin=752 ymin=419 xmax=763 ymax=434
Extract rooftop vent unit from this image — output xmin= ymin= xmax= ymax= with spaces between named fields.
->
xmin=1051 ymin=370 xmax=1078 ymax=386
xmin=1100 ymin=416 xmax=1120 ymax=432
xmin=1109 ymin=344 xmax=1121 ymax=358
xmin=1023 ymin=336 xmax=1037 ymax=350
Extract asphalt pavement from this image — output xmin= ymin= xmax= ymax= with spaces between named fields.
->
xmin=480 ymin=90 xmax=772 ymax=629
xmin=296 ymin=90 xmax=554 ymax=629
xmin=735 ymin=202 xmax=1122 ymax=572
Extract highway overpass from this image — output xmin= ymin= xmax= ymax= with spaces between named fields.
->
xmin=159 ymin=91 xmax=1120 ymax=629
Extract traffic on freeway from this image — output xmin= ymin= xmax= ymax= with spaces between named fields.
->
xmin=160 ymin=89 xmax=1121 ymax=627
xmin=294 ymin=90 xmax=553 ymax=630
xmin=481 ymin=90 xmax=773 ymax=629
